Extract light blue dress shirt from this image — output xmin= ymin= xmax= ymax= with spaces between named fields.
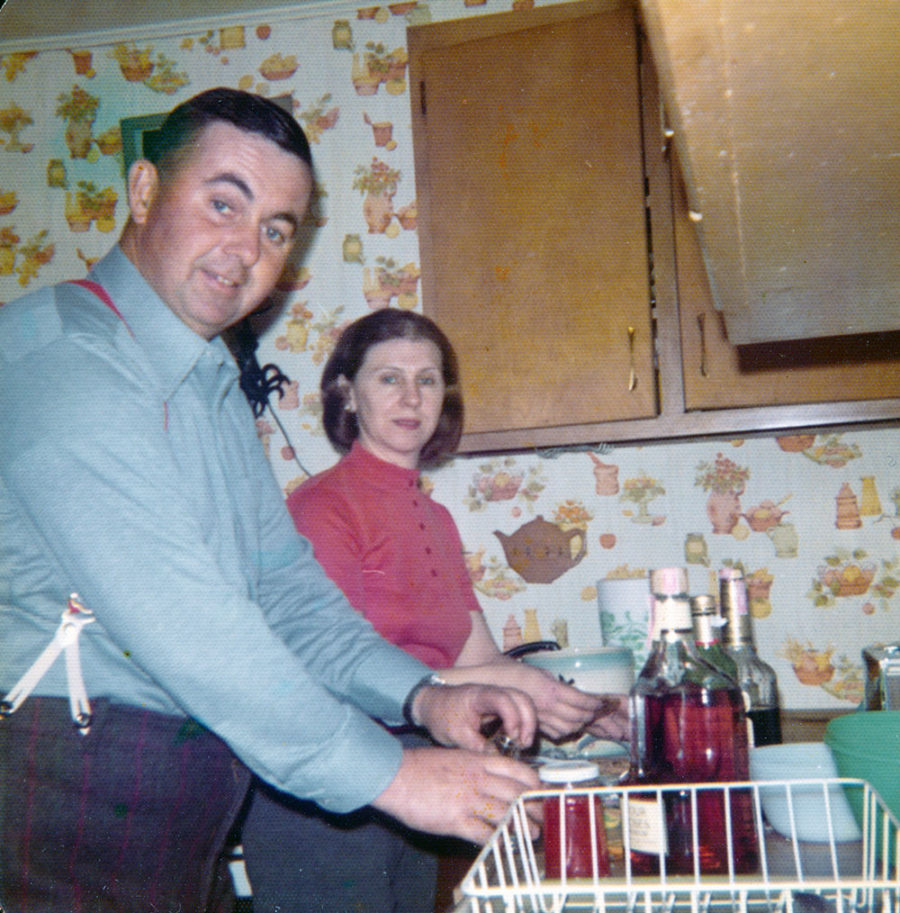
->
xmin=0 ymin=246 xmax=431 ymax=813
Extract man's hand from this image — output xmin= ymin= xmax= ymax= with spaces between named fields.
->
xmin=439 ymin=660 xmax=612 ymax=741
xmin=412 ymin=681 xmax=537 ymax=752
xmin=372 ymin=746 xmax=541 ymax=844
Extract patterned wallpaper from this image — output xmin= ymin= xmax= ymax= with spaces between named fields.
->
xmin=1 ymin=0 xmax=897 ymax=711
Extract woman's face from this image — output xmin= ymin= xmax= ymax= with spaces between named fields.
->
xmin=345 ymin=336 xmax=446 ymax=469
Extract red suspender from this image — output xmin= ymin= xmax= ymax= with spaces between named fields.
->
xmin=67 ymin=278 xmax=135 ymax=337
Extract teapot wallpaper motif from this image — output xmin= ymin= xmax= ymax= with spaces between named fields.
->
xmin=0 ymin=0 xmax=897 ymax=711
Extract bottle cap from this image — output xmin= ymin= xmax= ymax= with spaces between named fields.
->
xmin=538 ymin=760 xmax=601 ymax=785
xmin=690 ymin=594 xmax=719 ymax=616
xmin=649 ymin=567 xmax=687 ymax=596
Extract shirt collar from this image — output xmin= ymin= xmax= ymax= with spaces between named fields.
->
xmin=89 ymin=245 xmax=237 ymax=399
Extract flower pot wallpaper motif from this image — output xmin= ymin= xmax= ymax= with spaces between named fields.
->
xmin=13 ymin=229 xmax=54 ymax=287
xmin=55 ymin=86 xmax=98 ymax=158
xmin=695 ymin=452 xmax=749 ymax=534
xmin=354 ymin=157 xmax=400 ymax=233
xmin=0 ymin=2 xmax=898 ymax=713
xmin=0 ymin=102 xmax=34 ymax=153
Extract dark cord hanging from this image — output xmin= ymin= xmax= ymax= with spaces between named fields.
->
xmin=228 ymin=318 xmax=312 ymax=477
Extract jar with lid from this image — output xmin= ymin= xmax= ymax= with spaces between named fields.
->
xmin=539 ymin=760 xmax=609 ymax=879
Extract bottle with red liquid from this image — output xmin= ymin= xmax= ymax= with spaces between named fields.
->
xmin=720 ymin=568 xmax=783 ymax=747
xmin=540 ymin=760 xmax=609 ymax=880
xmin=628 ymin=569 xmax=758 ymax=876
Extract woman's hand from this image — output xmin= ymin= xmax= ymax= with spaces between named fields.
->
xmin=584 ymin=692 xmax=630 ymax=742
xmin=440 ymin=658 xmax=613 ymax=741
xmin=450 ymin=613 xmax=630 ymax=742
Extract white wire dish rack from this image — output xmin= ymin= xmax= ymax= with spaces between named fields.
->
xmin=457 ymin=779 xmax=900 ymax=913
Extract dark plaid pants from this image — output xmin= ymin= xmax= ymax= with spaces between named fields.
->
xmin=0 ymin=697 xmax=250 ymax=913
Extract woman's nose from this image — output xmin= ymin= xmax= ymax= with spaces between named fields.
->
xmin=400 ymin=380 xmax=421 ymax=405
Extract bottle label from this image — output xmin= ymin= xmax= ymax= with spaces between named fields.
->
xmin=626 ymin=796 xmax=667 ymax=854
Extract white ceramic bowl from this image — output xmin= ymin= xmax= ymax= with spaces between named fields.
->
xmin=749 ymin=742 xmax=862 ymax=843
xmin=522 ymin=646 xmax=635 ymax=695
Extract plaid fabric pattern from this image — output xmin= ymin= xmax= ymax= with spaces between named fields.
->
xmin=0 ymin=697 xmax=250 ymax=912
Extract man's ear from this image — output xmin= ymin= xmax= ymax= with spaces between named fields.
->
xmin=126 ymin=159 xmax=159 ymax=224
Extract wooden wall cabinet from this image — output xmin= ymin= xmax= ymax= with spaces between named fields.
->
xmin=408 ymin=0 xmax=900 ymax=454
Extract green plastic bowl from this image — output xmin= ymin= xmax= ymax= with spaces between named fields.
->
xmin=824 ymin=711 xmax=900 ymax=850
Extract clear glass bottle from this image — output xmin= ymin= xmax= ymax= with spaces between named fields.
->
xmin=691 ymin=593 xmax=738 ymax=681
xmin=719 ymin=568 xmax=783 ymax=746
xmin=539 ymin=760 xmax=609 ymax=879
xmin=628 ymin=574 xmax=758 ymax=876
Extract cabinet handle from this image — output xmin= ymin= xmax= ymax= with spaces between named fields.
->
xmin=697 ymin=314 xmax=709 ymax=377
xmin=627 ymin=326 xmax=638 ymax=391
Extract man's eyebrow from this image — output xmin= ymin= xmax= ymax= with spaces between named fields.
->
xmin=205 ymin=171 xmax=299 ymax=230
xmin=206 ymin=171 xmax=253 ymax=199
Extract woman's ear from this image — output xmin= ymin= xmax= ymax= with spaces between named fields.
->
xmin=337 ymin=374 xmax=356 ymax=412
xmin=126 ymin=159 xmax=160 ymax=225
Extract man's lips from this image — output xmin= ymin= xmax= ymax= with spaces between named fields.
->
xmin=202 ymin=267 xmax=243 ymax=289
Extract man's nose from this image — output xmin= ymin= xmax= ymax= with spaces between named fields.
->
xmin=225 ymin=221 xmax=261 ymax=266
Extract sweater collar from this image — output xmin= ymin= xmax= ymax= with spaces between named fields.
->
xmin=347 ymin=440 xmax=421 ymax=490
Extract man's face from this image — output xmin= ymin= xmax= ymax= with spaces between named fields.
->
xmin=127 ymin=121 xmax=313 ymax=339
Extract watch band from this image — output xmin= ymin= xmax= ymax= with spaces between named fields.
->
xmin=401 ymin=672 xmax=448 ymax=727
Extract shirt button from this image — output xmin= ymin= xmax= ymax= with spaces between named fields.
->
xmin=430 ymin=568 xmax=438 ymax=577
xmin=419 ymin=522 xmax=426 ymax=531
xmin=425 ymin=547 xmax=432 ymax=555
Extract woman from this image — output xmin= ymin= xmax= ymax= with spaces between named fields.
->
xmin=241 ymin=310 xmax=625 ymax=912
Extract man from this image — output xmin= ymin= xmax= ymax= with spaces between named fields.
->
xmin=0 ymin=88 xmax=543 ymax=912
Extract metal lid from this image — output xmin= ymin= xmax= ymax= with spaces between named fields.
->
xmin=690 ymin=594 xmax=719 ymax=616
xmin=538 ymin=760 xmax=600 ymax=784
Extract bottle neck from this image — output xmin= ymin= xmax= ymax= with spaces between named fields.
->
xmin=650 ymin=594 xmax=691 ymax=640
xmin=722 ymin=614 xmax=755 ymax=647
xmin=720 ymin=574 xmax=755 ymax=647
xmin=693 ymin=613 xmax=724 ymax=646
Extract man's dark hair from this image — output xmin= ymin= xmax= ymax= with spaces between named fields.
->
xmin=145 ymin=87 xmax=312 ymax=178
xmin=321 ymin=309 xmax=464 ymax=467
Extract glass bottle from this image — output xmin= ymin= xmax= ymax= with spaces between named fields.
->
xmin=628 ymin=576 xmax=758 ymax=876
xmin=720 ymin=568 xmax=783 ymax=746
xmin=629 ymin=567 xmax=688 ymax=782
xmin=539 ymin=760 xmax=609 ymax=879
xmin=691 ymin=593 xmax=738 ymax=681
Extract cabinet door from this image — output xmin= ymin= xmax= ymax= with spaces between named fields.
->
xmin=408 ymin=0 xmax=656 ymax=451
xmin=676 ymin=175 xmax=900 ymax=411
